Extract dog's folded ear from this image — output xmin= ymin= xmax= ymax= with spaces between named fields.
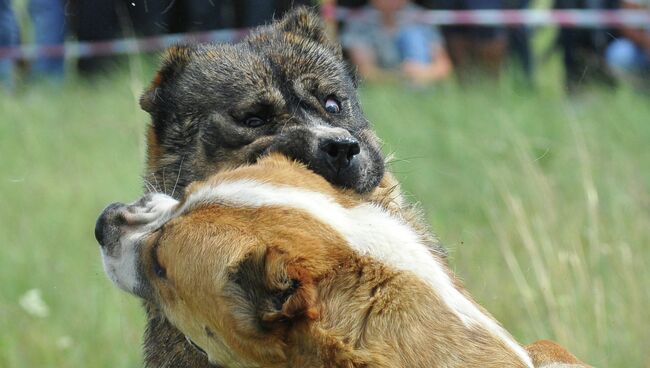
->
xmin=140 ymin=45 xmax=194 ymax=115
xmin=229 ymin=246 xmax=319 ymax=332
xmin=260 ymin=247 xmax=320 ymax=325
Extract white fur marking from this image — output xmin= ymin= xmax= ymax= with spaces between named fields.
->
xmin=101 ymin=244 xmax=140 ymax=294
xmin=181 ymin=180 xmax=533 ymax=367
xmin=100 ymin=193 xmax=179 ymax=296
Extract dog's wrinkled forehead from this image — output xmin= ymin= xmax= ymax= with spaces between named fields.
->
xmin=140 ymin=8 xmax=353 ymax=112
xmin=173 ymin=41 xmax=352 ymax=112
xmin=179 ymin=44 xmax=275 ymax=99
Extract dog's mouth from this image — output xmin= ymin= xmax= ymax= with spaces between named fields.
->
xmin=262 ymin=128 xmax=384 ymax=194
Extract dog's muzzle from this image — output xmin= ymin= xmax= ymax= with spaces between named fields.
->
xmin=95 ymin=202 xmax=127 ymax=252
xmin=95 ymin=193 xmax=179 ymax=296
xmin=266 ymin=125 xmax=382 ymax=193
xmin=318 ymin=136 xmax=361 ymax=172
xmin=95 ymin=194 xmax=179 ymax=250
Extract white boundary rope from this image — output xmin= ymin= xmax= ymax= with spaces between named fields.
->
xmin=1 ymin=9 xmax=648 ymax=60
xmin=335 ymin=8 xmax=650 ymax=27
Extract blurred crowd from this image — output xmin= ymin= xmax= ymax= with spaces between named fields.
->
xmin=1 ymin=0 xmax=649 ymax=92
xmin=340 ymin=0 xmax=649 ymax=91
xmin=0 ymin=0 xmax=311 ymax=86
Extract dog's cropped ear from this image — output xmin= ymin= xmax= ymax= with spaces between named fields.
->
xmin=140 ymin=45 xmax=193 ymax=114
xmin=275 ymin=7 xmax=342 ymax=59
xmin=230 ymin=246 xmax=319 ymax=332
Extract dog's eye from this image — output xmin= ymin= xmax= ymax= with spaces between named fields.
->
xmin=152 ymin=250 xmax=166 ymax=278
xmin=244 ymin=116 xmax=266 ymax=128
xmin=153 ymin=258 xmax=166 ymax=278
xmin=324 ymin=97 xmax=341 ymax=114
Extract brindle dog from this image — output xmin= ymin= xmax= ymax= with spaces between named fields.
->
xmin=140 ymin=8 xmax=442 ymax=368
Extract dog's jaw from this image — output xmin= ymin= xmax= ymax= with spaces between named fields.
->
xmin=101 ymin=239 xmax=141 ymax=294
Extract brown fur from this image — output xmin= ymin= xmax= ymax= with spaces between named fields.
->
xmin=140 ymin=8 xmax=440 ymax=367
xmin=139 ymin=155 xmax=590 ymax=367
xmin=525 ymin=340 xmax=591 ymax=368
xmin=135 ymin=155 xmax=523 ymax=367
xmin=136 ymin=8 xmax=584 ymax=368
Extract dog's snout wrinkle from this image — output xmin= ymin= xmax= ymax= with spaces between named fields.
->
xmin=122 ymin=193 xmax=179 ymax=226
xmin=96 ymin=194 xmax=179 ymax=250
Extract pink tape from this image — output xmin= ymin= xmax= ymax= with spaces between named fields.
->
xmin=1 ymin=9 xmax=648 ymax=61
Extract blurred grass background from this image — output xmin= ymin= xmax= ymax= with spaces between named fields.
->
xmin=0 ymin=54 xmax=649 ymax=367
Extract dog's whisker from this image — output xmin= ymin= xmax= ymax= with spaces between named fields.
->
xmin=145 ymin=178 xmax=160 ymax=194
xmin=282 ymin=97 xmax=302 ymax=135
xmin=151 ymin=172 xmax=162 ymax=193
xmin=170 ymin=156 xmax=185 ymax=199
xmin=282 ymin=118 xmax=294 ymax=134
xmin=143 ymin=179 xmax=156 ymax=194
xmin=162 ymin=168 xmax=167 ymax=196
xmin=386 ymin=155 xmax=428 ymax=165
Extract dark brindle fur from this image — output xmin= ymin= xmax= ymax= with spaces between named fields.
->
xmin=140 ymin=8 xmax=443 ymax=367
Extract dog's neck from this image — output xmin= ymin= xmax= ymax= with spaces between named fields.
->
xmin=279 ymin=255 xmax=528 ymax=368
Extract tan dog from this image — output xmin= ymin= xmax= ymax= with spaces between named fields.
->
xmin=95 ymin=154 xmax=589 ymax=368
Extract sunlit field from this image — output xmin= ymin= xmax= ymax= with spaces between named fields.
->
xmin=0 ymin=60 xmax=648 ymax=367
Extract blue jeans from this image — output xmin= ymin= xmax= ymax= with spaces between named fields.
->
xmin=396 ymin=24 xmax=438 ymax=64
xmin=0 ymin=0 xmax=65 ymax=86
xmin=29 ymin=0 xmax=65 ymax=79
xmin=0 ymin=0 xmax=19 ymax=88
xmin=606 ymin=38 xmax=650 ymax=76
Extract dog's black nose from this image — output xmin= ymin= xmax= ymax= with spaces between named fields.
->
xmin=95 ymin=202 xmax=125 ymax=247
xmin=320 ymin=137 xmax=361 ymax=170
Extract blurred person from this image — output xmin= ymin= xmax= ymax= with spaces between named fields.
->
xmin=72 ymin=0 xmax=120 ymax=76
xmin=554 ymin=0 xmax=618 ymax=93
xmin=72 ymin=0 xmax=314 ymax=77
xmin=72 ymin=0 xmax=202 ymax=75
xmin=232 ymin=0 xmax=276 ymax=27
xmin=441 ymin=0 xmax=508 ymax=82
xmin=340 ymin=0 xmax=453 ymax=86
xmin=29 ymin=0 xmax=65 ymax=79
xmin=505 ymin=0 xmax=534 ymax=86
xmin=605 ymin=0 xmax=650 ymax=87
xmin=125 ymin=0 xmax=169 ymax=36
xmin=0 ymin=0 xmax=65 ymax=86
xmin=73 ymin=0 xmax=223 ymax=76
xmin=230 ymin=0 xmax=316 ymax=28
xmin=178 ymin=0 xmax=222 ymax=31
xmin=0 ymin=0 xmax=19 ymax=90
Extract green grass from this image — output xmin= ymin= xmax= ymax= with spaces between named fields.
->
xmin=1 ymin=65 xmax=648 ymax=367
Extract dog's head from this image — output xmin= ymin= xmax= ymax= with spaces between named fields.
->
xmin=96 ymin=155 xmax=357 ymax=367
xmin=142 ymin=8 xmax=384 ymax=195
